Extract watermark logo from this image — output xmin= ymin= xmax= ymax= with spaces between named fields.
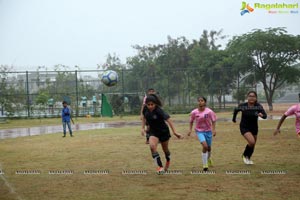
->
xmin=241 ymin=1 xmax=254 ymax=16
xmin=84 ymin=170 xmax=109 ymax=175
xmin=122 ymin=170 xmax=147 ymax=175
xmin=241 ymin=1 xmax=299 ymax=15
xmin=15 ymin=170 xmax=41 ymax=175
xmin=261 ymin=170 xmax=287 ymax=174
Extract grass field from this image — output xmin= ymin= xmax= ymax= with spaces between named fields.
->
xmin=0 ymin=112 xmax=299 ymax=200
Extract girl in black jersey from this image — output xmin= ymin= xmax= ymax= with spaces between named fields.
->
xmin=141 ymin=94 xmax=182 ymax=174
xmin=232 ymin=91 xmax=267 ymax=165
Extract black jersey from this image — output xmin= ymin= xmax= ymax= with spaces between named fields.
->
xmin=143 ymin=106 xmax=170 ymax=134
xmin=232 ymin=102 xmax=267 ymax=135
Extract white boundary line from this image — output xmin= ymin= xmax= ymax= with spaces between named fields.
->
xmin=0 ymin=163 xmax=23 ymax=200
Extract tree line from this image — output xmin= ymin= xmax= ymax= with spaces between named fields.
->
xmin=101 ymin=27 xmax=300 ymax=111
xmin=1 ymin=27 xmax=300 ymax=117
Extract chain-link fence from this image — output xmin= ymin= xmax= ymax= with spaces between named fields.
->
xmin=0 ymin=69 xmax=298 ymax=119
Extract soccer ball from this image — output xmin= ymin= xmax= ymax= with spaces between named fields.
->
xmin=100 ymin=70 xmax=118 ymax=87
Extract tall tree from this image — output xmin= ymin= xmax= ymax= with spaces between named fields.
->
xmin=227 ymin=28 xmax=300 ymax=110
xmin=51 ymin=64 xmax=77 ymax=104
xmin=0 ymin=65 xmax=24 ymax=116
xmin=127 ymin=44 xmax=162 ymax=91
xmin=155 ymin=36 xmax=190 ymax=105
xmin=189 ymin=29 xmax=231 ymax=108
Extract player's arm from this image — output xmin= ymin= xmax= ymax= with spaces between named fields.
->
xmin=188 ymin=112 xmax=194 ymax=136
xmin=141 ymin=115 xmax=146 ymax=136
xmin=140 ymin=96 xmax=146 ymax=120
xmin=232 ymin=105 xmax=241 ymax=123
xmin=257 ymin=105 xmax=267 ymax=119
xmin=70 ymin=108 xmax=74 ymax=124
xmin=212 ymin=121 xmax=216 ymax=137
xmin=273 ymin=115 xmax=287 ymax=136
xmin=140 ymin=104 xmax=145 ymax=120
xmin=166 ymin=118 xmax=182 ymax=139
xmin=188 ymin=121 xmax=193 ymax=136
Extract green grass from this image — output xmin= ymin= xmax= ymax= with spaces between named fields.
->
xmin=0 ymin=115 xmax=140 ymax=129
xmin=0 ymin=114 xmax=299 ymax=200
xmin=0 ymin=112 xmax=237 ymax=130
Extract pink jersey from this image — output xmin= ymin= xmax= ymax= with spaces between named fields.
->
xmin=284 ymin=104 xmax=300 ymax=134
xmin=190 ymin=107 xmax=217 ymax=132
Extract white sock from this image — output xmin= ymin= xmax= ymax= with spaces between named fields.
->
xmin=202 ymin=152 xmax=208 ymax=166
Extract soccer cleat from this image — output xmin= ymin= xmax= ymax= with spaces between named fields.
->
xmin=248 ymin=159 xmax=254 ymax=165
xmin=156 ymin=167 xmax=164 ymax=175
xmin=242 ymin=155 xmax=249 ymax=165
xmin=203 ymin=164 xmax=208 ymax=171
xmin=208 ymin=158 xmax=213 ymax=167
xmin=164 ymin=161 xmax=170 ymax=171
xmin=62 ymin=135 xmax=66 ymax=137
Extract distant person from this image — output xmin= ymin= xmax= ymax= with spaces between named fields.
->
xmin=273 ymin=103 xmax=300 ymax=138
xmin=232 ymin=91 xmax=267 ymax=165
xmin=141 ymin=94 xmax=182 ymax=174
xmin=140 ymin=88 xmax=156 ymax=144
xmin=188 ymin=96 xmax=217 ymax=171
xmin=62 ymin=101 xmax=73 ymax=137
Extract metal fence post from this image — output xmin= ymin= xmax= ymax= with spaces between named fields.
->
xmin=75 ymin=70 xmax=79 ymax=118
xmin=26 ymin=71 xmax=30 ymax=118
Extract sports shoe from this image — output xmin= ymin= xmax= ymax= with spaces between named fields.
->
xmin=164 ymin=161 xmax=170 ymax=171
xmin=203 ymin=164 xmax=208 ymax=171
xmin=242 ymin=155 xmax=249 ymax=165
xmin=156 ymin=167 xmax=164 ymax=175
xmin=248 ymin=159 xmax=254 ymax=165
xmin=208 ymin=158 xmax=213 ymax=167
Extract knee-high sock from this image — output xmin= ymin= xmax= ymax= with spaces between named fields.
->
xmin=202 ymin=152 xmax=208 ymax=166
xmin=243 ymin=145 xmax=253 ymax=158
xmin=152 ymin=152 xmax=163 ymax=167
xmin=248 ymin=146 xmax=255 ymax=159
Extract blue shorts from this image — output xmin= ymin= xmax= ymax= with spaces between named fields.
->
xmin=196 ymin=131 xmax=212 ymax=147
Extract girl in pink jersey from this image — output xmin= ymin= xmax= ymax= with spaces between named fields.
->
xmin=188 ymin=96 xmax=217 ymax=171
xmin=274 ymin=103 xmax=300 ymax=137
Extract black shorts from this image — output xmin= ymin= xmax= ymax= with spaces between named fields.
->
xmin=240 ymin=126 xmax=258 ymax=135
xmin=149 ymin=129 xmax=171 ymax=142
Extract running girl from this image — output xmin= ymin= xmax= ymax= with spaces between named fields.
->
xmin=273 ymin=103 xmax=300 ymax=138
xmin=188 ymin=96 xmax=217 ymax=171
xmin=141 ymin=94 xmax=182 ymax=174
xmin=232 ymin=91 xmax=267 ymax=164
xmin=140 ymin=88 xmax=156 ymax=144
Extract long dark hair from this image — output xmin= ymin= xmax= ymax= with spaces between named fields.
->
xmin=145 ymin=94 xmax=162 ymax=107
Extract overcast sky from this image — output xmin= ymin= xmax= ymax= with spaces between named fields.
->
xmin=0 ymin=0 xmax=299 ymax=71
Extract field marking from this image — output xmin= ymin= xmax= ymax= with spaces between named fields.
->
xmin=0 ymin=163 xmax=23 ymax=200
